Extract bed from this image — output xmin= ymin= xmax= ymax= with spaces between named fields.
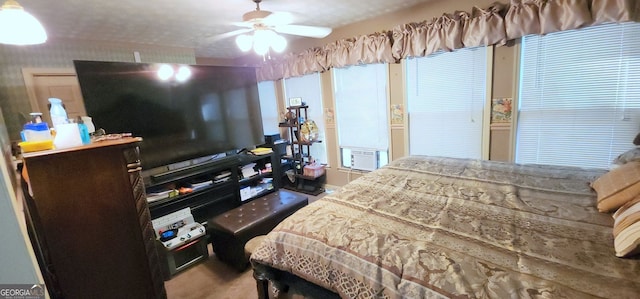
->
xmin=250 ymin=156 xmax=640 ymax=298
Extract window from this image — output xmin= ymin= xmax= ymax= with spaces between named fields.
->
xmin=406 ymin=47 xmax=487 ymax=159
xmin=257 ymin=81 xmax=279 ymax=136
xmin=516 ymin=22 xmax=640 ymax=169
xmin=282 ymin=73 xmax=327 ymax=164
xmin=333 ymin=63 xmax=389 ymax=170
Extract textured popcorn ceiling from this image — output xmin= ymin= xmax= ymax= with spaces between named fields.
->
xmin=19 ymin=0 xmax=435 ymax=58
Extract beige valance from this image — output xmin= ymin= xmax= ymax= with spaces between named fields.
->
xmin=461 ymin=4 xmax=508 ymax=49
xmin=258 ymin=31 xmax=394 ymax=81
xmin=342 ymin=31 xmax=395 ymax=67
xmin=504 ymin=0 xmax=593 ymax=40
xmin=255 ymin=48 xmax=323 ymax=81
xmin=592 ymin=0 xmax=640 ymax=24
xmin=257 ymin=0 xmax=638 ymax=81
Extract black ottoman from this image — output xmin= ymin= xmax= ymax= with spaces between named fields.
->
xmin=208 ymin=190 xmax=308 ymax=271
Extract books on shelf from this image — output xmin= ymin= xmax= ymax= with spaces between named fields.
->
xmin=190 ymin=180 xmax=213 ymax=191
xmin=214 ymin=171 xmax=232 ymax=184
xmin=147 ymin=189 xmax=179 ymax=203
xmin=239 ymin=178 xmax=274 ymax=201
xmin=240 ymin=185 xmax=265 ymax=202
xmin=251 ymin=147 xmax=273 ymax=155
xmin=240 ymin=163 xmax=258 ymax=179
xmin=240 ymin=186 xmax=251 ymax=201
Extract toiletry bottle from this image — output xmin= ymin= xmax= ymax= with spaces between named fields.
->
xmin=48 ymin=98 xmax=68 ymax=130
xmin=30 ymin=112 xmax=43 ymax=123
xmin=76 ymin=117 xmax=91 ymax=145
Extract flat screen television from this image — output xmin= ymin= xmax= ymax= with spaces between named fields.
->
xmin=73 ymin=60 xmax=265 ymax=170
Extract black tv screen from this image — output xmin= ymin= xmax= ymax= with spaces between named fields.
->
xmin=74 ymin=60 xmax=264 ymax=170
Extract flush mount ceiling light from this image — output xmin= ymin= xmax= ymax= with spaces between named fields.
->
xmin=214 ymin=0 xmax=331 ymax=56
xmin=0 ymin=0 xmax=47 ymax=45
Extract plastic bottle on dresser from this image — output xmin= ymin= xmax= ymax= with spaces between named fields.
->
xmin=48 ymin=98 xmax=68 ymax=129
xmin=76 ymin=117 xmax=91 ymax=144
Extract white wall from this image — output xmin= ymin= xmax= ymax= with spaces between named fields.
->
xmin=0 ymin=110 xmax=42 ymax=285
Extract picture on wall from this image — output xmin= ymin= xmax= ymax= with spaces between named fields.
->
xmin=391 ymin=104 xmax=404 ymax=124
xmin=324 ymin=108 xmax=334 ymax=124
xmin=491 ymin=98 xmax=512 ymax=123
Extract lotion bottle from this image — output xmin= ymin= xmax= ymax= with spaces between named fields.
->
xmin=48 ymin=98 xmax=68 ymax=129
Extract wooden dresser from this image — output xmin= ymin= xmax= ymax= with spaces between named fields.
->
xmin=21 ymin=138 xmax=166 ymax=299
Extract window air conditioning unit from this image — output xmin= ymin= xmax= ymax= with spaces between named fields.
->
xmin=351 ymin=149 xmax=378 ymax=171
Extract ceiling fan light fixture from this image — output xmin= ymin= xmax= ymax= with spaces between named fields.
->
xmin=252 ymin=29 xmax=272 ymax=55
xmin=253 ymin=28 xmax=273 ymax=44
xmin=217 ymin=0 xmax=331 ymax=56
xmin=271 ymin=34 xmax=287 ymax=53
xmin=236 ymin=34 xmax=253 ymax=52
xmin=0 ymin=0 xmax=47 ymax=45
xmin=253 ymin=40 xmax=269 ymax=55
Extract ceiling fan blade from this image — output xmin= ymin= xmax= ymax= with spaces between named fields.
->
xmin=262 ymin=11 xmax=295 ymax=26
xmin=210 ymin=28 xmax=253 ymax=42
xmin=230 ymin=21 xmax=254 ymax=28
xmin=273 ymin=25 xmax=332 ymax=38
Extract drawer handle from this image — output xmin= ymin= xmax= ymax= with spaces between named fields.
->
xmin=127 ymin=162 xmax=141 ymax=168
xmin=128 ymin=167 xmax=142 ymax=173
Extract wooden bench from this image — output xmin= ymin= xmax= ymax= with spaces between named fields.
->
xmin=207 ymin=190 xmax=308 ymax=271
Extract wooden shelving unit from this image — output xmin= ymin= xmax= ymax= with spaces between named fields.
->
xmin=278 ymin=105 xmax=325 ymax=195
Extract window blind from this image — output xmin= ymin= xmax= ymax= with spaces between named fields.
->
xmin=257 ymin=81 xmax=279 ymax=136
xmin=283 ymin=73 xmax=327 ymax=164
xmin=516 ymin=22 xmax=640 ymax=169
xmin=333 ymin=63 xmax=389 ymax=151
xmin=406 ymin=47 xmax=487 ymax=159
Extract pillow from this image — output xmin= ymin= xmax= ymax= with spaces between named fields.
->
xmin=612 ymin=147 xmax=640 ymax=167
xmin=591 ymin=161 xmax=640 ymax=212
xmin=613 ymin=196 xmax=640 ymax=257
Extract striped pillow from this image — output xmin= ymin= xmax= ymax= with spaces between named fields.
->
xmin=613 ymin=196 xmax=640 ymax=257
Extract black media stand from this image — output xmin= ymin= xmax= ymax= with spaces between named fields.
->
xmin=146 ymin=152 xmax=281 ymax=225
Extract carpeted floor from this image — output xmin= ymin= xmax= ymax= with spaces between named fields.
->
xmin=165 ymin=244 xmax=258 ymax=299
xmin=165 ymin=190 xmax=330 ymax=299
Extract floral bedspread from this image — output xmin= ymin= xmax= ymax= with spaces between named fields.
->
xmin=251 ymin=156 xmax=640 ymax=298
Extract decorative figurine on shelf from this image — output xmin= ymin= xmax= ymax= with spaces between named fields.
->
xmin=299 ymin=119 xmax=319 ymax=142
xmin=285 ymin=111 xmax=297 ymax=124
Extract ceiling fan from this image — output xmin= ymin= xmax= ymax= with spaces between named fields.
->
xmin=214 ymin=0 xmax=332 ymax=54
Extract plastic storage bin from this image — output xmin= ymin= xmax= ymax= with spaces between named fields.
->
xmin=19 ymin=140 xmax=54 ymax=152
xmin=303 ymin=163 xmax=325 ymax=178
xmin=23 ymin=122 xmax=52 ymax=142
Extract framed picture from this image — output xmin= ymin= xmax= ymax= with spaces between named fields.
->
xmin=391 ymin=104 xmax=404 ymax=124
xmin=289 ymin=97 xmax=302 ymax=107
xmin=491 ymin=98 xmax=512 ymax=123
